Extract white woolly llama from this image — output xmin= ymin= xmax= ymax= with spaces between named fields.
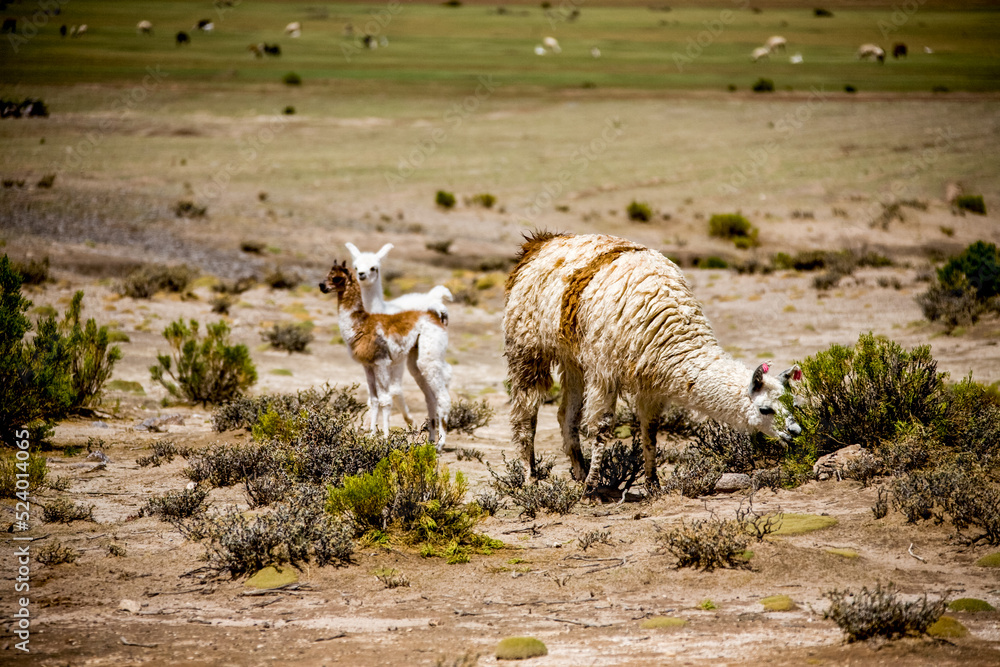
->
xmin=765 ymin=35 xmax=787 ymax=52
xmin=320 ymin=261 xmax=451 ymax=448
xmin=857 ymin=43 xmax=886 ymax=63
xmin=504 ymin=232 xmax=802 ymax=496
xmin=751 ymin=46 xmax=770 ymax=62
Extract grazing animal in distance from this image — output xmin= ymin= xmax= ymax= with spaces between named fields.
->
xmin=320 ymin=261 xmax=451 ymax=449
xmin=285 ymin=21 xmax=301 ymax=37
xmin=892 ymin=42 xmax=908 ymax=59
xmin=176 ymin=31 xmax=190 ymax=45
xmin=504 ymin=232 xmax=802 ymax=496
xmin=751 ymin=46 xmax=770 ymax=62
xmin=765 ymin=35 xmax=787 ymax=52
xmin=196 ymin=19 xmax=214 ymax=31
xmin=136 ymin=20 xmax=153 ymax=35
xmin=857 ymin=43 xmax=886 ymax=63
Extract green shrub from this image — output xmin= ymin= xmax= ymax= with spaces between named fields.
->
xmin=435 ymin=190 xmax=456 ymax=209
xmin=117 ymin=264 xmax=195 ymax=299
xmin=140 ymin=487 xmax=210 ymax=520
xmin=752 ymin=78 xmax=774 ymax=93
xmin=626 ymin=200 xmax=652 ymax=222
xmin=708 ymin=214 xmax=759 ymax=248
xmin=468 ymin=193 xmax=496 ymax=208
xmin=0 ymin=451 xmax=48 ymax=498
xmin=283 ymin=72 xmax=302 ymax=86
xmin=150 ymin=318 xmax=257 ymax=405
xmin=794 ymin=333 xmax=945 ymax=458
xmin=954 ymin=195 xmax=986 ymax=215
xmin=61 ymin=292 xmax=122 ymax=409
xmin=261 ymin=322 xmax=314 ymax=353
xmin=173 ymin=200 xmax=207 ymax=219
xmin=701 ymin=256 xmax=729 ymax=269
xmin=36 ymin=541 xmax=80 ymax=566
xmin=12 ymin=256 xmax=49 ymax=285
xmin=937 ymin=241 xmax=1000 ymax=300
xmin=823 ymin=583 xmax=947 ymax=643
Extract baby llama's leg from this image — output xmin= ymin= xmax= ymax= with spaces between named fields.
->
xmin=363 ymin=371 xmax=379 ymax=433
xmin=388 ymin=361 xmax=412 ymax=427
xmin=411 ymin=335 xmax=451 ymax=450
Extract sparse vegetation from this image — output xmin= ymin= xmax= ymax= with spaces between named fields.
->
xmin=12 ymin=256 xmax=49 ymax=285
xmin=42 ymin=497 xmax=95 ymax=523
xmin=118 ymin=264 xmax=195 ymax=299
xmin=954 ymin=194 xmax=986 ymax=215
xmin=468 ymin=193 xmax=496 ymax=208
xmin=435 ymin=190 xmax=456 ymax=209
xmin=0 ymin=451 xmax=48 ymax=498
xmin=173 ymin=200 xmax=207 ymax=219
xmin=657 ymin=513 xmax=751 ymax=571
xmin=140 ymin=487 xmax=210 ymax=519
xmin=708 ymin=213 xmax=759 ymax=248
xmin=36 ymin=541 xmax=81 ymax=566
xmin=150 ymin=318 xmax=257 ymax=405
xmin=263 ymin=266 xmax=301 ymax=290
xmin=823 ymin=583 xmax=947 ymax=643
xmin=626 ymin=200 xmax=652 ymax=222
xmin=262 ymin=322 xmax=314 ymax=353
xmin=751 ymin=78 xmax=774 ymax=93
xmin=488 ymin=454 xmax=580 ymax=519
xmin=918 ymin=241 xmax=1000 ymax=330
xmin=283 ymin=72 xmax=302 ymax=86
xmin=495 ymin=637 xmax=547 ymax=660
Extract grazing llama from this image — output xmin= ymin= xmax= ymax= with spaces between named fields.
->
xmin=320 ymin=261 xmax=451 ymax=448
xmin=504 ymin=232 xmax=802 ymax=496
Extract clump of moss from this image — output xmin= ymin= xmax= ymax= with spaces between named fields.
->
xmin=974 ymin=552 xmax=1000 ymax=568
xmin=770 ymin=513 xmax=837 ymax=536
xmin=948 ymin=598 xmax=995 ymax=612
xmin=761 ymin=594 xmax=797 ymax=611
xmin=927 ymin=616 xmax=968 ymax=638
xmin=245 ymin=565 xmax=298 ymax=589
xmin=825 ymin=548 xmax=858 ymax=559
xmin=495 ymin=637 xmax=547 ymax=660
xmin=641 ymin=616 xmax=687 ymax=629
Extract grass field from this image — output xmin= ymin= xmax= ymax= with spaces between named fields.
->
xmin=2 ymin=1 xmax=999 ymax=92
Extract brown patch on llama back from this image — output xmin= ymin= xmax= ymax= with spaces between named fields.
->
xmin=559 ymin=242 xmax=645 ymax=351
xmin=348 ymin=310 xmax=441 ymax=365
xmin=505 ymin=230 xmax=567 ymax=297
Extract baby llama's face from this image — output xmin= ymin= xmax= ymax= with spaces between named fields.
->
xmin=352 ymin=256 xmax=380 ymax=286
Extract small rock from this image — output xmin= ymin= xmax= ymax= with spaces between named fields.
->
xmin=813 ymin=444 xmax=869 ymax=481
xmin=91 ymin=421 xmax=110 ymax=429
xmin=185 ymin=481 xmax=197 ymax=491
xmin=715 ymin=473 xmax=751 ymax=493
xmin=86 ymin=450 xmax=111 ymax=463
xmin=135 ymin=415 xmax=185 ymax=432
xmin=119 ymin=599 xmax=141 ymax=614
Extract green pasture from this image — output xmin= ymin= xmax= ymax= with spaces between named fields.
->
xmin=1 ymin=1 xmax=999 ymax=94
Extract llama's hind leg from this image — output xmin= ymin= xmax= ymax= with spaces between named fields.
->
xmin=507 ymin=349 xmax=552 ymax=480
xmin=389 ymin=361 xmax=413 ymax=427
xmin=410 ymin=341 xmax=451 ymax=450
xmin=636 ymin=397 xmax=666 ymax=491
xmin=363 ymin=372 xmax=379 ymax=433
xmin=582 ymin=383 xmax=618 ymax=498
xmin=557 ymin=363 xmax=588 ymax=482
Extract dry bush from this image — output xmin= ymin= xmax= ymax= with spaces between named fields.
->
xmin=140 ymin=487 xmax=210 ymax=520
xmin=578 ymin=529 xmax=612 ymax=551
xmin=658 ymin=513 xmax=750 ymax=571
xmin=823 ymin=583 xmax=947 ymax=642
xmin=488 ymin=455 xmax=579 ymax=519
xmin=262 ymin=322 xmax=314 ymax=353
xmin=118 ymin=264 xmax=195 ymax=299
xmin=664 ymin=449 xmax=722 ymax=498
xmin=263 ymin=266 xmax=301 ymax=290
xmin=447 ymin=397 xmax=494 ymax=435
xmin=42 ymin=498 xmax=95 ymax=523
xmin=36 ymin=541 xmax=80 ymax=566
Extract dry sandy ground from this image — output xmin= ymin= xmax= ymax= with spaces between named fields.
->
xmin=3 ymin=245 xmax=1000 ymax=666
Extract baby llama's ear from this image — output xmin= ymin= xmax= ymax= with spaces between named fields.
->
xmin=345 ymin=242 xmax=361 ymax=260
xmin=376 ymin=243 xmax=394 ymax=259
xmin=779 ymin=365 xmax=803 ymax=386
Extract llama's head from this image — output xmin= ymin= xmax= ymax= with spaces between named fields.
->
xmin=748 ymin=362 xmax=803 ymax=443
xmin=345 ymin=242 xmax=393 ymax=288
xmin=318 ymin=261 xmax=353 ymax=295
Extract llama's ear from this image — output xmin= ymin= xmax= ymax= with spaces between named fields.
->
xmin=345 ymin=242 xmax=361 ymax=260
xmin=750 ymin=363 xmax=767 ymax=393
xmin=376 ymin=243 xmax=394 ymax=259
xmin=779 ymin=365 xmax=803 ymax=386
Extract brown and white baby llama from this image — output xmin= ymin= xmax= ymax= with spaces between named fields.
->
xmin=320 ymin=261 xmax=451 ymax=449
xmin=504 ymin=232 xmax=802 ymax=496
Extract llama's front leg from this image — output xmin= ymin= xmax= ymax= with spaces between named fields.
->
xmin=582 ymin=388 xmax=617 ymax=498
xmin=557 ymin=363 xmax=588 ymax=482
xmin=364 ymin=371 xmax=379 ymax=433
xmin=636 ymin=398 xmax=665 ymax=492
xmin=373 ymin=364 xmax=394 ymax=435
xmin=389 ymin=361 xmax=412 ymax=427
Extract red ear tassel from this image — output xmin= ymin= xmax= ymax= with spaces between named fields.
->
xmin=761 ymin=362 xmax=769 ymax=373
xmin=793 ymin=369 xmax=803 ymax=381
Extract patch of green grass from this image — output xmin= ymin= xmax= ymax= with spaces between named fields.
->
xmin=495 ymin=637 xmax=547 ymax=660
xmin=245 ymin=565 xmax=298 ymax=589
xmin=698 ymin=599 xmax=717 ymax=611
xmin=948 ymin=598 xmax=995 ymax=613
xmin=641 ymin=616 xmax=687 ymax=629
xmin=770 ymin=513 xmax=837 ymax=536
xmin=825 ymin=548 xmax=858 ymax=559
xmin=106 ymin=379 xmax=145 ymax=394
xmin=927 ymin=616 xmax=969 ymax=638
xmin=269 ymin=368 xmax=294 ymax=376
xmin=974 ymin=552 xmax=1000 ymax=568
xmin=761 ymin=594 xmax=797 ymax=612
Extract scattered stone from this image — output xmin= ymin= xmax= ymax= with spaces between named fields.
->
xmin=91 ymin=420 xmax=110 ymax=429
xmin=135 ymin=415 xmax=185 ymax=432
xmin=119 ymin=599 xmax=141 ymax=614
xmin=813 ymin=444 xmax=870 ymax=481
xmin=86 ymin=450 xmax=111 ymax=463
xmin=714 ymin=473 xmax=751 ymax=493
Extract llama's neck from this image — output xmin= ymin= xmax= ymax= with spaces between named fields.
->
xmin=335 ymin=279 xmax=367 ymax=326
xmin=682 ymin=352 xmax=761 ymax=432
xmin=357 ymin=276 xmax=386 ymax=313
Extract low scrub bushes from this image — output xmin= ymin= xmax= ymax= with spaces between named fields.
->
xmin=1 ymin=258 xmax=121 ymax=445
xmin=150 ymin=319 xmax=257 ymax=405
xmin=488 ymin=455 xmax=581 ymax=519
xmin=327 ymin=444 xmax=501 ymax=562
xmin=708 ymin=213 xmax=759 ymax=249
xmin=626 ymin=200 xmax=652 ymax=222
xmin=12 ymin=256 xmax=49 ymax=285
xmin=261 ymin=322 xmax=314 ymax=353
xmin=0 ymin=452 xmax=47 ymax=498
xmin=447 ymin=397 xmax=494 ymax=435
xmin=42 ymin=498 xmax=95 ymax=523
xmin=140 ymin=487 xmax=210 ymax=520
xmin=823 ymin=583 xmax=947 ymax=642
xmin=954 ymin=194 xmax=986 ymax=215
xmin=117 ymin=264 xmax=195 ymax=299
xmin=435 ymin=190 xmax=456 ymax=209
xmin=212 ymin=384 xmax=364 ymax=432
xmin=36 ymin=541 xmax=80 ymax=566
xmin=918 ymin=241 xmax=1000 ymax=329
xmin=657 ymin=513 xmax=750 ymax=571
